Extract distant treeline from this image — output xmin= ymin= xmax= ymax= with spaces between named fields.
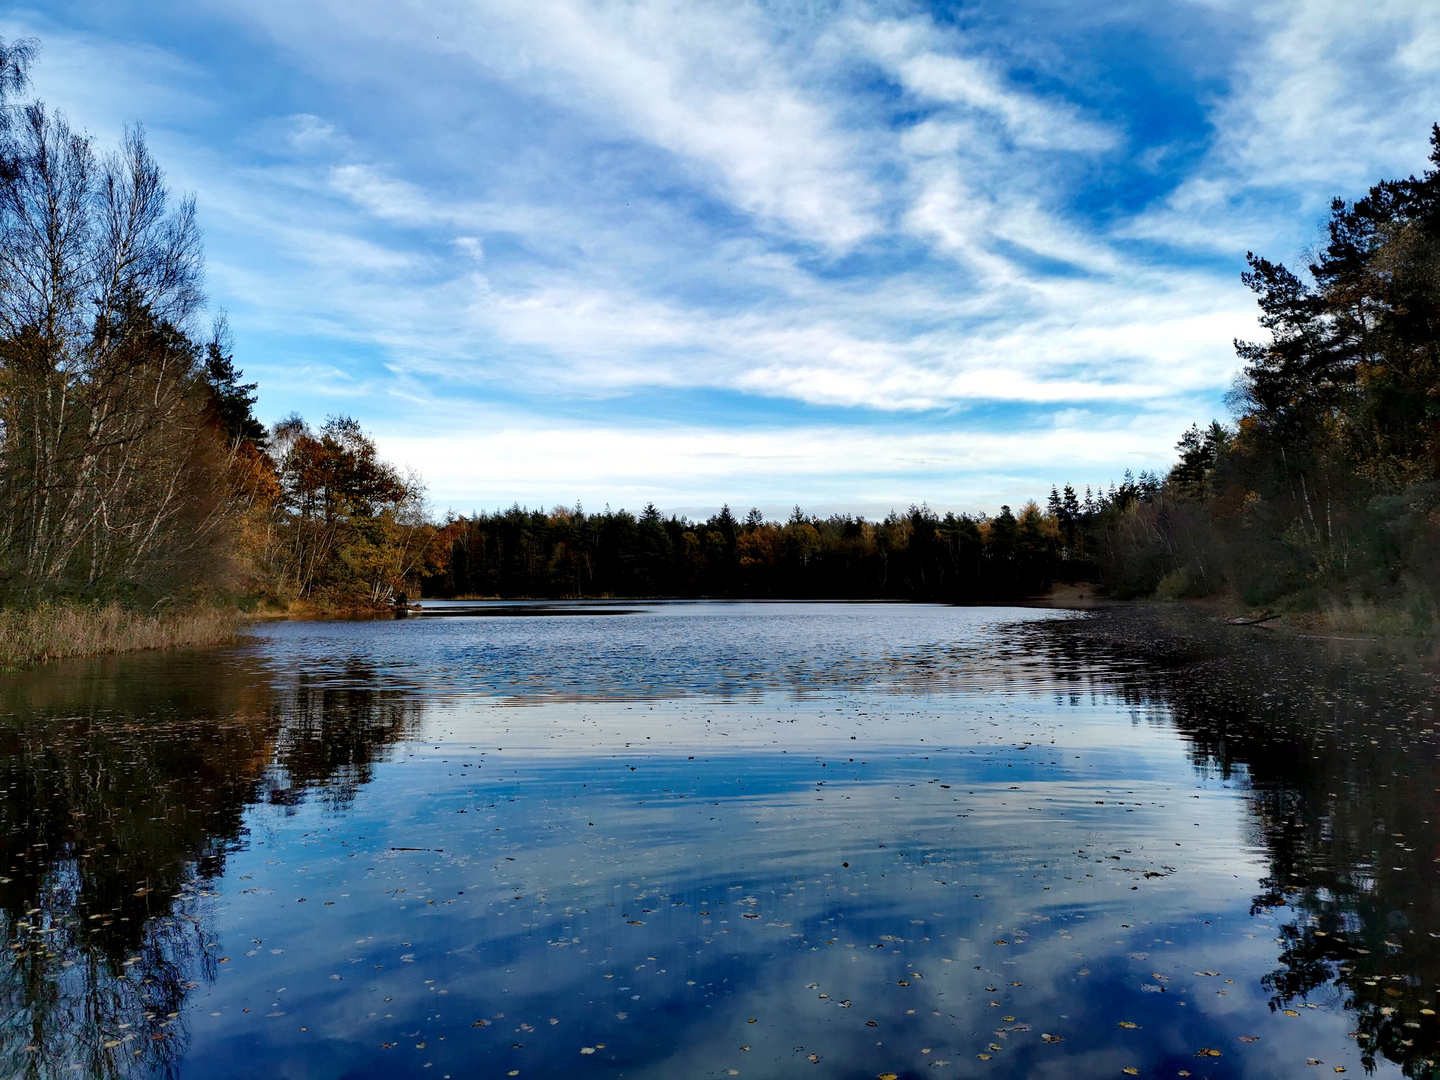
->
xmin=422 ymin=500 xmax=1102 ymax=601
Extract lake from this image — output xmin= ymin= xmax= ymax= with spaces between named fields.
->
xmin=2 ymin=601 xmax=1437 ymax=1079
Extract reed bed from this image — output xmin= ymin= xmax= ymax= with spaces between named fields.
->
xmin=0 ymin=601 xmax=243 ymax=669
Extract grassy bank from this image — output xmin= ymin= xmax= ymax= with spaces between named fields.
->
xmin=0 ymin=601 xmax=244 ymax=669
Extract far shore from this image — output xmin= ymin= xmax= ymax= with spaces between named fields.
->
xmin=2 ymin=585 xmax=1426 ymax=672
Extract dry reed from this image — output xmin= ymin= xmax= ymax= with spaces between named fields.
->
xmin=0 ymin=601 xmax=243 ymax=668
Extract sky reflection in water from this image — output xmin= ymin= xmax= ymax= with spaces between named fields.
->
xmin=1 ymin=602 xmax=1437 ymax=1079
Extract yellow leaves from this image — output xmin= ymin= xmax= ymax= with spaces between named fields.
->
xmin=1194 ymin=1048 xmax=1222 ymax=1057
xmin=897 ymin=980 xmax=910 ymax=986
xmin=1041 ymin=1033 xmax=1063 ymax=1043
xmin=1284 ymin=1009 xmax=1301 ymax=1017
xmin=579 ymin=1047 xmax=595 ymax=1055
xmin=1118 ymin=1021 xmax=1140 ymax=1029
xmin=1002 ymin=1016 xmax=1016 ymax=1023
xmin=878 ymin=1074 xmax=900 ymax=1079
xmin=1123 ymin=1069 xmax=1139 ymax=1076
xmin=977 ymin=1054 xmax=992 ymax=1060
xmin=103 ymin=1040 xmax=122 ymax=1049
xmin=807 ymin=1054 xmax=820 ymax=1063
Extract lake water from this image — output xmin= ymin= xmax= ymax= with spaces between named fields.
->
xmin=2 ymin=601 xmax=1438 ymax=1079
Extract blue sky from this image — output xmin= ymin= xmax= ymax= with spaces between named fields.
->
xmin=8 ymin=1 xmax=1440 ymax=518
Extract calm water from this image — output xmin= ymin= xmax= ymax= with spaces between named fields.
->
xmin=2 ymin=601 xmax=1438 ymax=1080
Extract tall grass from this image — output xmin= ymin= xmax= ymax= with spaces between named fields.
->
xmin=0 ymin=601 xmax=242 ymax=669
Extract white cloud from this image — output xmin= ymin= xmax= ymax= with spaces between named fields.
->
xmin=14 ymin=0 xmax=1431 ymax=510
xmin=859 ymin=17 xmax=1117 ymax=151
xmin=381 ymin=410 xmax=1190 ymax=517
xmin=1130 ymin=0 xmax=1440 ymax=252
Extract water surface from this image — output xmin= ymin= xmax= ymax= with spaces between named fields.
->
xmin=2 ymin=602 xmax=1437 ymax=1079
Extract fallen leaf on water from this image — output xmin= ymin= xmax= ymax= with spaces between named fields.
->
xmin=879 ymin=1074 xmax=899 ymax=1079
xmin=807 ymin=1054 xmax=820 ymax=1063
xmin=1119 ymin=1021 xmax=1139 ymax=1029
xmin=579 ymin=1048 xmax=595 ymax=1055
xmin=748 ymin=1019 xmax=757 ymax=1024
xmin=1306 ymin=1060 xmax=1322 ymax=1066
xmin=977 ymin=1054 xmax=991 ymax=1060
xmin=1003 ymin=1016 xmax=1015 ymax=1022
xmin=1239 ymin=1035 xmax=1259 ymax=1043
xmin=1041 ymin=1033 xmax=1063 ymax=1043
xmin=1123 ymin=1069 xmax=1138 ymax=1076
xmin=1284 ymin=1009 xmax=1301 ymax=1017
xmin=1194 ymin=1048 xmax=1221 ymax=1057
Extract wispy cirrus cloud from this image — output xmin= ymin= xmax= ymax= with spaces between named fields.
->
xmin=8 ymin=0 xmax=1438 ymax=514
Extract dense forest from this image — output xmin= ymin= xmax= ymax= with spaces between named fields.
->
xmin=1081 ymin=126 xmax=1440 ymax=627
xmin=1 ymin=34 xmax=1435 ymax=624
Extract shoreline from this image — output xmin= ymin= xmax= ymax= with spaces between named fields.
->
xmin=4 ymin=585 xmax=1429 ymax=672
xmin=0 ymin=601 xmax=244 ymax=670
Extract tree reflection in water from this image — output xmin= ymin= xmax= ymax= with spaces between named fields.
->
xmin=0 ymin=650 xmax=420 ymax=1079
xmin=3 ymin=611 xmax=1439 ymax=1078
xmin=1017 ymin=610 xmax=1440 ymax=1078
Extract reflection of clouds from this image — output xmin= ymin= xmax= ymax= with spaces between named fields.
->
xmin=4 ymin=604 xmax=1422 ymax=1076
xmin=200 ymin=732 xmax=1304 ymax=1077
xmin=248 ymin=605 xmax=1099 ymax=704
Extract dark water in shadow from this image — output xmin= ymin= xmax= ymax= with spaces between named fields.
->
xmin=0 ymin=602 xmax=1436 ymax=1079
